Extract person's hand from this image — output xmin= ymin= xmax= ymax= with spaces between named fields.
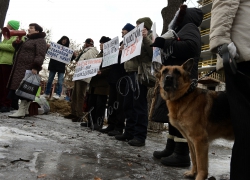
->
xmin=228 ymin=42 xmax=239 ymax=59
xmin=97 ymin=70 xmax=101 ymax=75
xmin=142 ymin=28 xmax=148 ymax=38
xmin=150 ymin=37 xmax=165 ymax=49
xmin=73 ymin=51 xmax=77 ymax=57
xmin=32 ymin=69 xmax=37 ymax=74
xmin=161 ymin=30 xmax=175 ymax=39
xmin=47 ymin=44 xmax=50 ymax=49
xmin=15 ymin=37 xmax=23 ymax=43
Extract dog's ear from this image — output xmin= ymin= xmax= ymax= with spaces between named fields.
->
xmin=182 ymin=58 xmax=194 ymax=72
xmin=152 ymin=61 xmax=163 ymax=73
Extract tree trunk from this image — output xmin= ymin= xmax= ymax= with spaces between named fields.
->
xmin=0 ymin=0 xmax=10 ymax=38
xmin=161 ymin=0 xmax=186 ymax=35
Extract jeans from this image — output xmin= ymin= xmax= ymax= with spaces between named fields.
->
xmin=45 ymin=71 xmax=64 ymax=96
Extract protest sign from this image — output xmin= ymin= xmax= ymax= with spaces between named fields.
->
xmin=46 ymin=42 xmax=74 ymax=64
xmin=72 ymin=58 xmax=102 ymax=81
xmin=102 ymin=36 xmax=119 ymax=67
xmin=152 ymin=23 xmax=162 ymax=64
xmin=121 ymin=23 xmax=144 ymax=63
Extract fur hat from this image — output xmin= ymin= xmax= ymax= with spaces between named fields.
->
xmin=122 ymin=23 xmax=135 ymax=32
xmin=99 ymin=36 xmax=111 ymax=43
xmin=136 ymin=17 xmax=153 ymax=30
xmin=168 ymin=5 xmax=203 ymax=32
xmin=150 ymin=37 xmax=165 ymax=49
xmin=85 ymin=38 xmax=94 ymax=45
xmin=8 ymin=20 xmax=20 ymax=30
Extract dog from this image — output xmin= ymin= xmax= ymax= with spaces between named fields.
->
xmin=157 ymin=59 xmax=234 ymax=180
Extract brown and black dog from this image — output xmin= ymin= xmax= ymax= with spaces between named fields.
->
xmin=157 ymin=59 xmax=234 ymax=180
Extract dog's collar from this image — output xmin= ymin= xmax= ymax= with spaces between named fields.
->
xmin=184 ymin=79 xmax=198 ymax=96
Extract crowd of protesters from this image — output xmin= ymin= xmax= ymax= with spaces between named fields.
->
xmin=0 ymin=2 xmax=249 ymax=179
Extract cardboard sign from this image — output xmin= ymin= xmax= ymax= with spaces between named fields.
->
xmin=121 ymin=23 xmax=144 ymax=63
xmin=72 ymin=58 xmax=102 ymax=81
xmin=46 ymin=42 xmax=74 ymax=64
xmin=102 ymin=36 xmax=119 ymax=67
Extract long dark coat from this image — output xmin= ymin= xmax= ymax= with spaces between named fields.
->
xmin=7 ymin=32 xmax=47 ymax=90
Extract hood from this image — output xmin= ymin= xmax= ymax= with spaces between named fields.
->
xmin=168 ymin=5 xmax=203 ymax=33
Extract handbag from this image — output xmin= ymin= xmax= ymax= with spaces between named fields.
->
xmin=16 ymin=73 xmax=41 ymax=101
xmin=137 ymin=61 xmax=156 ymax=87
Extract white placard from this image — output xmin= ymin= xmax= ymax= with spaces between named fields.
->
xmin=102 ymin=36 xmax=119 ymax=67
xmin=121 ymin=23 xmax=144 ymax=63
xmin=72 ymin=58 xmax=102 ymax=81
xmin=46 ymin=42 xmax=74 ymax=64
xmin=152 ymin=23 xmax=162 ymax=64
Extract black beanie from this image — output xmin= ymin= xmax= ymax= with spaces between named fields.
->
xmin=99 ymin=36 xmax=111 ymax=43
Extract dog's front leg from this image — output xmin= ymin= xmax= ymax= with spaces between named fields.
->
xmin=184 ymin=140 xmax=197 ymax=178
xmin=193 ymin=137 xmax=209 ymax=180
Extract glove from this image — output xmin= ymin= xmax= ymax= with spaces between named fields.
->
xmin=228 ymin=42 xmax=239 ymax=59
xmin=150 ymin=37 xmax=165 ymax=49
xmin=161 ymin=30 xmax=175 ymax=40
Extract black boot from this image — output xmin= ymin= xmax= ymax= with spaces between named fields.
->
xmin=153 ymin=138 xmax=175 ymax=159
xmin=161 ymin=141 xmax=190 ymax=167
xmin=99 ymin=125 xmax=115 ymax=133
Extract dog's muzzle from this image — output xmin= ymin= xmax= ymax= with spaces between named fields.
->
xmin=164 ymin=75 xmax=173 ymax=91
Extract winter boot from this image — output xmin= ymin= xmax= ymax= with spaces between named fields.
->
xmin=25 ymin=101 xmax=31 ymax=117
xmin=99 ymin=125 xmax=115 ymax=133
xmin=8 ymin=100 xmax=28 ymax=119
xmin=153 ymin=134 xmax=175 ymax=159
xmin=160 ymin=137 xmax=190 ymax=167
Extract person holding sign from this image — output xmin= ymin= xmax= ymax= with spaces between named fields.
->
xmin=115 ymin=17 xmax=153 ymax=147
xmin=64 ymin=38 xmax=99 ymax=122
xmin=42 ymin=36 xmax=76 ymax=99
xmin=100 ymin=23 xmax=135 ymax=136
xmin=8 ymin=23 xmax=47 ymax=118
xmin=81 ymin=36 xmax=111 ymax=130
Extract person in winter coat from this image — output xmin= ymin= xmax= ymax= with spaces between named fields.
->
xmin=80 ymin=36 xmax=111 ymax=130
xmin=99 ymin=23 xmax=134 ymax=136
xmin=64 ymin=38 xmax=99 ymax=122
xmin=42 ymin=36 xmax=76 ymax=99
xmin=115 ymin=17 xmax=153 ymax=147
xmin=0 ymin=20 xmax=20 ymax=113
xmin=150 ymin=5 xmax=203 ymax=167
xmin=210 ymin=1 xmax=250 ymax=179
xmin=8 ymin=23 xmax=47 ymax=118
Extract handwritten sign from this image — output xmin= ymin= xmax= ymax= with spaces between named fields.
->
xmin=46 ymin=42 xmax=74 ymax=64
xmin=72 ymin=58 xmax=102 ymax=81
xmin=121 ymin=23 xmax=144 ymax=63
xmin=152 ymin=23 xmax=162 ymax=64
xmin=102 ymin=36 xmax=119 ymax=67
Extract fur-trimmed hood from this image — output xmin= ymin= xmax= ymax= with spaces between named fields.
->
xmin=168 ymin=5 xmax=203 ymax=33
xmin=27 ymin=32 xmax=46 ymax=39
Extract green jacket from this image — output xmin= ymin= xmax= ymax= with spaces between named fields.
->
xmin=124 ymin=32 xmax=153 ymax=72
xmin=0 ymin=36 xmax=17 ymax=65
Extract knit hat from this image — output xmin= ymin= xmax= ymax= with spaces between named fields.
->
xmin=136 ymin=17 xmax=153 ymax=30
xmin=85 ymin=38 xmax=94 ymax=45
xmin=99 ymin=36 xmax=111 ymax=43
xmin=122 ymin=23 xmax=135 ymax=32
xmin=8 ymin=20 xmax=20 ymax=30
